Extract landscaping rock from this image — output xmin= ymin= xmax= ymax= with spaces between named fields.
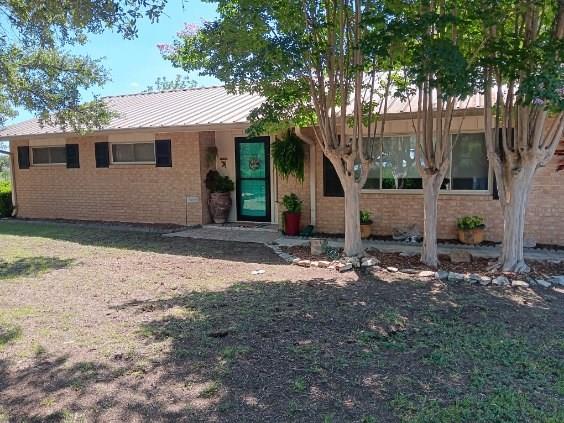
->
xmin=447 ymin=272 xmax=465 ymax=282
xmin=292 ymin=258 xmax=301 ymax=265
xmin=449 ymin=251 xmax=472 ymax=263
xmin=436 ymin=270 xmax=449 ymax=281
xmin=401 ymin=268 xmax=419 ymax=274
xmin=418 ymin=270 xmax=436 ymax=278
xmin=468 ymin=273 xmax=482 ymax=282
xmin=511 ymin=280 xmax=529 ymax=288
xmin=549 ymin=275 xmax=564 ymax=286
xmin=479 ymin=276 xmax=492 ymax=286
xmin=493 ymin=275 xmax=510 ymax=286
xmin=297 ymin=259 xmax=311 ymax=267
xmin=318 ymin=260 xmax=331 ymax=268
xmin=349 ymin=257 xmax=361 ymax=268
xmin=310 ymin=261 xmax=319 ymax=268
xmin=337 ymin=263 xmax=353 ymax=273
xmin=361 ymin=257 xmax=378 ymax=267
xmin=536 ymin=279 xmax=552 ymax=288
xmin=386 ymin=266 xmax=399 ymax=273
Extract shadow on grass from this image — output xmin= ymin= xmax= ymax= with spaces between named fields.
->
xmin=0 ymin=257 xmax=73 ymax=280
xmin=0 ymin=220 xmax=283 ymax=265
xmin=1 ymin=274 xmax=562 ymax=422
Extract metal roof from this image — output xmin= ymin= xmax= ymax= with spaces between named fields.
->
xmin=0 ymin=86 xmax=265 ymax=138
xmin=0 ymin=85 xmax=487 ymax=139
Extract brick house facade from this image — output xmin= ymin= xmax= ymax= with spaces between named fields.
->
xmin=2 ymin=87 xmax=563 ymax=245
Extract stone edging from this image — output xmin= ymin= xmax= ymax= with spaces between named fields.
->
xmin=266 ymin=244 xmax=563 ymax=289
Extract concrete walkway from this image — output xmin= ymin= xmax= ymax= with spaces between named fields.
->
xmin=165 ymin=226 xmax=564 ymax=263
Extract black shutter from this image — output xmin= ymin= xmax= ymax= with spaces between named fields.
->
xmin=155 ymin=139 xmax=172 ymax=167
xmin=95 ymin=142 xmax=110 ymax=168
xmin=492 ymin=174 xmax=499 ymax=200
xmin=323 ymin=155 xmax=344 ymax=197
xmin=66 ymin=144 xmax=80 ymax=168
xmin=17 ymin=146 xmax=30 ymax=169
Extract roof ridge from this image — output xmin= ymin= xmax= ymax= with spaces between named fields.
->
xmin=102 ymin=85 xmax=226 ymax=99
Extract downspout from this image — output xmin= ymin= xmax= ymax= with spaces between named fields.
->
xmin=294 ymin=127 xmax=316 ymax=227
xmin=0 ymin=148 xmax=17 ymax=217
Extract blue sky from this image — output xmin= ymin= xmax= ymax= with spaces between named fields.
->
xmin=9 ymin=1 xmax=220 ymax=125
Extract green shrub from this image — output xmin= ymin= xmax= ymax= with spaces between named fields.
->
xmin=0 ymin=181 xmax=12 ymax=217
xmin=457 ymin=215 xmax=485 ymax=230
xmin=282 ymin=193 xmax=302 ymax=213
xmin=360 ymin=210 xmax=373 ymax=224
xmin=205 ymin=170 xmax=234 ymax=193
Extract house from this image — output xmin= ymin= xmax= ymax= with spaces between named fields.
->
xmin=1 ymin=86 xmax=563 ymax=245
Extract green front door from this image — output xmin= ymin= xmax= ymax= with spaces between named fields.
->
xmin=235 ymin=137 xmax=271 ymax=222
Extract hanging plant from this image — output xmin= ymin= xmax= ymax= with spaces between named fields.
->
xmin=272 ymin=129 xmax=305 ymax=183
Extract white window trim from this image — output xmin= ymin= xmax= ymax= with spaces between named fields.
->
xmin=109 ymin=141 xmax=156 ymax=165
xmin=360 ymin=133 xmax=492 ymax=195
xmin=31 ymin=145 xmax=67 ymax=166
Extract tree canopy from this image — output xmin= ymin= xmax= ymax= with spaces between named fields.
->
xmin=0 ymin=0 xmax=169 ymax=131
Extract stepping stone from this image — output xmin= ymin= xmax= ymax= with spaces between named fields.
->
xmin=386 ymin=266 xmax=399 ymax=273
xmin=418 ymin=270 xmax=436 ymax=278
xmin=511 ymin=280 xmax=529 ymax=288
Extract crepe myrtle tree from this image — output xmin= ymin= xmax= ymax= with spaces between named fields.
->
xmin=162 ymin=0 xmax=396 ymax=256
xmin=0 ymin=0 xmax=168 ymax=132
xmin=384 ymin=0 xmax=479 ymax=268
xmin=479 ymin=0 xmax=564 ymax=272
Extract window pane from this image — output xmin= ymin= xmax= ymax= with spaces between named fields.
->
xmin=363 ymin=138 xmax=381 ymax=189
xmin=451 ymin=133 xmax=488 ymax=190
xmin=32 ymin=148 xmax=50 ymax=164
xmin=50 ymin=147 xmax=66 ymax=164
xmin=382 ymin=136 xmax=421 ymax=189
xmin=134 ymin=143 xmax=155 ymax=162
xmin=112 ymin=144 xmax=135 ymax=162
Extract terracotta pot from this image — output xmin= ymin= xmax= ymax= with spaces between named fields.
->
xmin=284 ymin=212 xmax=301 ymax=236
xmin=458 ymin=227 xmax=485 ymax=245
xmin=208 ymin=192 xmax=232 ymax=224
xmin=360 ymin=223 xmax=372 ymax=239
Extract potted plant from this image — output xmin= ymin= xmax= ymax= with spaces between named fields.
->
xmin=457 ymin=215 xmax=485 ymax=245
xmin=360 ymin=210 xmax=373 ymax=239
xmin=282 ymin=193 xmax=302 ymax=236
xmin=205 ymin=170 xmax=235 ymax=224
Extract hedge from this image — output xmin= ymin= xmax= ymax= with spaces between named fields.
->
xmin=0 ymin=181 xmax=13 ymax=217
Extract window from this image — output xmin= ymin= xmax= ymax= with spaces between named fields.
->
xmin=31 ymin=146 xmax=66 ymax=165
xmin=362 ymin=133 xmax=489 ymax=192
xmin=111 ymin=142 xmax=155 ymax=163
xmin=451 ymin=133 xmax=489 ymax=190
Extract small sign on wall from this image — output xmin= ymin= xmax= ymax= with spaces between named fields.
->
xmin=186 ymin=196 xmax=200 ymax=204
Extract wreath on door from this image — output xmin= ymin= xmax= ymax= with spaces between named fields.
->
xmin=248 ymin=157 xmax=261 ymax=170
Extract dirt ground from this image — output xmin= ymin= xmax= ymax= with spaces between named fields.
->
xmin=0 ymin=220 xmax=563 ymax=422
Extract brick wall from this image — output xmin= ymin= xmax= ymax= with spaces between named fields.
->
xmin=277 ymin=143 xmax=564 ymax=246
xmin=11 ymin=131 xmax=208 ymax=226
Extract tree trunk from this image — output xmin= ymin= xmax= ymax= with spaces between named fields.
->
xmin=421 ymin=173 xmax=443 ymax=268
xmin=498 ymin=162 xmax=536 ymax=273
xmin=343 ymin=179 xmax=363 ymax=257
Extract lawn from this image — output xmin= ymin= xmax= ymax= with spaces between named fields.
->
xmin=0 ymin=220 xmax=563 ymax=422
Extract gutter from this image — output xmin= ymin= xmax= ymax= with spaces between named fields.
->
xmin=294 ymin=127 xmax=316 ymax=227
xmin=0 ymin=149 xmax=17 ymax=217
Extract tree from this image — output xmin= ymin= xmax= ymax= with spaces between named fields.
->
xmin=479 ymin=0 xmax=563 ymax=272
xmin=389 ymin=1 xmax=478 ymax=267
xmin=163 ymin=0 xmax=394 ymax=256
xmin=0 ymin=1 xmax=168 ymax=132
xmin=145 ymin=74 xmax=198 ymax=92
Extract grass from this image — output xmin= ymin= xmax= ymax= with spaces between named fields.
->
xmin=0 ymin=220 xmax=562 ymax=422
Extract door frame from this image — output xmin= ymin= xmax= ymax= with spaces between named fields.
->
xmin=234 ymin=136 xmax=271 ymax=222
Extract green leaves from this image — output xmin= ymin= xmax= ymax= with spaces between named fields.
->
xmin=271 ymin=130 xmax=305 ymax=183
xmin=0 ymin=1 xmax=168 ymax=132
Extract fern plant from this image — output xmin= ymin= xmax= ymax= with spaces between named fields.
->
xmin=272 ymin=130 xmax=305 ymax=182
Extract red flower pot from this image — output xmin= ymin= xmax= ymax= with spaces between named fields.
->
xmin=284 ymin=212 xmax=301 ymax=236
